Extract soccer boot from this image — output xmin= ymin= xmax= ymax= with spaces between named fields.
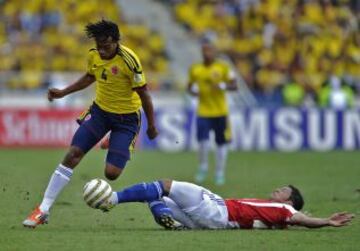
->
xmin=157 ymin=213 xmax=187 ymax=230
xmin=23 ymin=206 xmax=49 ymax=228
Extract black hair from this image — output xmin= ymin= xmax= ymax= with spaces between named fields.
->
xmin=288 ymin=185 xmax=304 ymax=211
xmin=85 ymin=20 xmax=120 ymax=42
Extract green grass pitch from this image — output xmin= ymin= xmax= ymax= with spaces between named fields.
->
xmin=0 ymin=149 xmax=359 ymax=251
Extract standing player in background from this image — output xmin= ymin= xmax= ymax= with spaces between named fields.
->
xmin=23 ymin=20 xmax=158 ymax=228
xmin=98 ymin=179 xmax=354 ymax=230
xmin=187 ymin=41 xmax=238 ymax=185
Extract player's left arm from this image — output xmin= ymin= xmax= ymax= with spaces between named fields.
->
xmin=48 ymin=73 xmax=95 ymax=101
xmin=289 ymin=211 xmax=354 ymax=228
xmin=135 ymin=86 xmax=158 ymax=140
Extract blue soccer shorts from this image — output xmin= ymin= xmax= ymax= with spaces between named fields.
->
xmin=196 ymin=116 xmax=231 ymax=145
xmin=71 ymin=102 xmax=141 ymax=169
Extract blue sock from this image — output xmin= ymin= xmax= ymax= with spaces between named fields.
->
xmin=148 ymin=200 xmax=173 ymax=221
xmin=116 ymin=181 xmax=164 ymax=204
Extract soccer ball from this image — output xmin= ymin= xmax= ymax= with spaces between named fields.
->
xmin=83 ymin=179 xmax=112 ymax=209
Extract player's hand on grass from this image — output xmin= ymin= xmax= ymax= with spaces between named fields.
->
xmin=147 ymin=125 xmax=158 ymax=140
xmin=328 ymin=212 xmax=354 ymax=227
xmin=48 ymin=88 xmax=66 ymax=102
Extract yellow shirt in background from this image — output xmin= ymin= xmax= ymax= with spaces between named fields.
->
xmin=189 ymin=60 xmax=233 ymax=117
xmin=87 ymin=45 xmax=146 ymax=114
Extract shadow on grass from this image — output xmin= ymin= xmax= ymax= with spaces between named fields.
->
xmin=12 ymin=224 xmax=347 ymax=234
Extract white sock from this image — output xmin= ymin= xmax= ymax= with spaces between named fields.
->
xmin=39 ymin=164 xmax=73 ymax=213
xmin=198 ymin=140 xmax=210 ymax=172
xmin=215 ymin=144 xmax=228 ymax=178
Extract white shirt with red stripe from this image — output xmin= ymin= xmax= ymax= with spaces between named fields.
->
xmin=225 ymin=199 xmax=298 ymax=229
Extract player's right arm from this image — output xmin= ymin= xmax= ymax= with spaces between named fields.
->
xmin=48 ymin=73 xmax=95 ymax=102
xmin=48 ymin=49 xmax=97 ymax=102
xmin=289 ymin=211 xmax=354 ymax=228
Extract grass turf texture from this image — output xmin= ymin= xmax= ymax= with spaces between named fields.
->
xmin=0 ymin=149 xmax=359 ymax=251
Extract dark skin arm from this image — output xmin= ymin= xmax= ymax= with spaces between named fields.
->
xmin=48 ymin=73 xmax=96 ymax=101
xmin=135 ymin=86 xmax=158 ymax=140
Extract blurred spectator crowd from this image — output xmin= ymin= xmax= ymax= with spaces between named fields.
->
xmin=1 ymin=0 xmax=359 ymax=108
xmin=0 ymin=0 xmax=168 ymax=90
xmin=168 ymin=0 xmax=360 ymax=107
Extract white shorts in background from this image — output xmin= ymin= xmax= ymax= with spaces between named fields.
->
xmin=167 ymin=181 xmax=229 ymax=229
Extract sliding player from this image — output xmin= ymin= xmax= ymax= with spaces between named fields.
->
xmin=100 ymin=179 xmax=354 ymax=230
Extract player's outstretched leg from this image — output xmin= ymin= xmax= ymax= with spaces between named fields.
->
xmin=23 ymin=146 xmax=84 ymax=228
xmin=102 ymin=180 xmax=166 ymax=210
xmin=100 ymin=179 xmax=185 ymax=229
xmin=22 ymin=206 xmax=49 ymax=228
xmin=23 ymin=164 xmax=73 ymax=228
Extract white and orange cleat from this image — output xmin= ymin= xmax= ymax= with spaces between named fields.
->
xmin=22 ymin=206 xmax=49 ymax=228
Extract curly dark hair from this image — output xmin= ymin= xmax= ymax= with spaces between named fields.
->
xmin=85 ymin=19 xmax=120 ymax=42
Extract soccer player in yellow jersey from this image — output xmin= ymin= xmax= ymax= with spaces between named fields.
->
xmin=188 ymin=41 xmax=237 ymax=185
xmin=23 ymin=20 xmax=158 ymax=228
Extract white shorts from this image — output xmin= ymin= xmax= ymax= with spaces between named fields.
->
xmin=165 ymin=181 xmax=229 ymax=229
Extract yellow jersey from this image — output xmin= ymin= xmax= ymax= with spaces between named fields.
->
xmin=189 ymin=60 xmax=233 ymax=117
xmin=87 ymin=45 xmax=146 ymax=114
